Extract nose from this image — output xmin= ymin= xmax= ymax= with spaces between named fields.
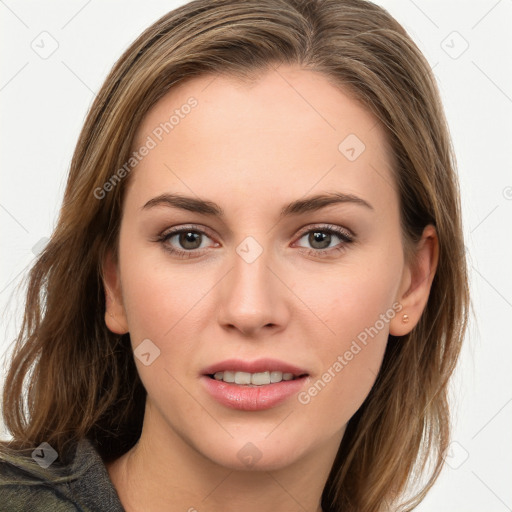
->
xmin=216 ymin=241 xmax=289 ymax=338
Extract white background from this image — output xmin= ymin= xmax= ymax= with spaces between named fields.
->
xmin=1 ymin=1 xmax=511 ymax=510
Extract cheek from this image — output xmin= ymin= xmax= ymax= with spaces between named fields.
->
xmin=297 ymin=245 xmax=401 ymax=345
xmin=292 ymin=254 xmax=401 ymax=425
xmin=120 ymin=267 xmax=176 ymax=342
xmin=293 ymin=311 xmax=389 ymax=436
xmin=117 ymin=250 xmax=207 ymax=411
xmin=118 ymin=228 xmax=206 ymax=342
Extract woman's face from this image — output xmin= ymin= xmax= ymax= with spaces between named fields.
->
xmin=104 ymin=65 xmax=415 ymax=471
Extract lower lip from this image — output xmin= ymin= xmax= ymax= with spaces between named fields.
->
xmin=201 ymin=375 xmax=309 ymax=411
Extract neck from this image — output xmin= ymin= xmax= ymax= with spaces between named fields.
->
xmin=106 ymin=401 xmax=340 ymax=512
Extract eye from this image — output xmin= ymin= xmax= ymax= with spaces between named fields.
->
xmin=294 ymin=224 xmax=354 ymax=258
xmin=157 ymin=225 xmax=217 ymax=259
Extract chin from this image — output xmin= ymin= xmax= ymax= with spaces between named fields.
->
xmin=197 ymin=435 xmax=306 ymax=472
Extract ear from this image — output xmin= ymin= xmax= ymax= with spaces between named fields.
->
xmin=389 ymin=225 xmax=439 ymax=336
xmin=102 ymin=249 xmax=129 ymax=335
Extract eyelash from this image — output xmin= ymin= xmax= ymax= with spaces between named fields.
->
xmin=155 ymin=223 xmax=355 ymax=259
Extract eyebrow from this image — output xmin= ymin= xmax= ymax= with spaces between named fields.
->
xmin=142 ymin=191 xmax=374 ymax=218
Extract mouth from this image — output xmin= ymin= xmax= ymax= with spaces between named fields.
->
xmin=200 ymin=358 xmax=310 ymax=410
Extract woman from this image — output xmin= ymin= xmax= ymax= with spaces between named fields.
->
xmin=0 ymin=0 xmax=469 ymax=511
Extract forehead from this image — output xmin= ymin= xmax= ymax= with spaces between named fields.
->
xmin=127 ymin=66 xmax=397 ymax=214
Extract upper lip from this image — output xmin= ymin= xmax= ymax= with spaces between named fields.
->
xmin=202 ymin=358 xmax=309 ymax=377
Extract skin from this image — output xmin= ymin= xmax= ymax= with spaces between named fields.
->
xmin=102 ymin=65 xmax=438 ymax=512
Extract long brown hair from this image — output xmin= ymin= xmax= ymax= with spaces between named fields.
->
xmin=1 ymin=1 xmax=469 ymax=510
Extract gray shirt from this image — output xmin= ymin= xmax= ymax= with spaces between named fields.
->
xmin=0 ymin=438 xmax=125 ymax=511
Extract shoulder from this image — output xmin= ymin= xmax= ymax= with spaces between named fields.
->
xmin=0 ymin=438 xmax=125 ymax=512
xmin=0 ymin=451 xmax=79 ymax=511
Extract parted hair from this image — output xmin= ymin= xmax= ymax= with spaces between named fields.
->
xmin=0 ymin=1 xmax=469 ymax=511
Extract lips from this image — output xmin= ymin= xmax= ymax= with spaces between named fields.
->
xmin=200 ymin=358 xmax=310 ymax=411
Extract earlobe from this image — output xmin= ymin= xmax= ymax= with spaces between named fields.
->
xmin=390 ymin=225 xmax=439 ymax=336
xmin=102 ymin=249 xmax=129 ymax=335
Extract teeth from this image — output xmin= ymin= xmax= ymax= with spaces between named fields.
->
xmin=251 ymin=372 xmax=271 ymax=385
xmin=212 ymin=370 xmax=301 ymax=385
xmin=270 ymin=371 xmax=282 ymax=383
xmin=235 ymin=371 xmax=252 ymax=385
xmin=222 ymin=371 xmax=235 ymax=383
